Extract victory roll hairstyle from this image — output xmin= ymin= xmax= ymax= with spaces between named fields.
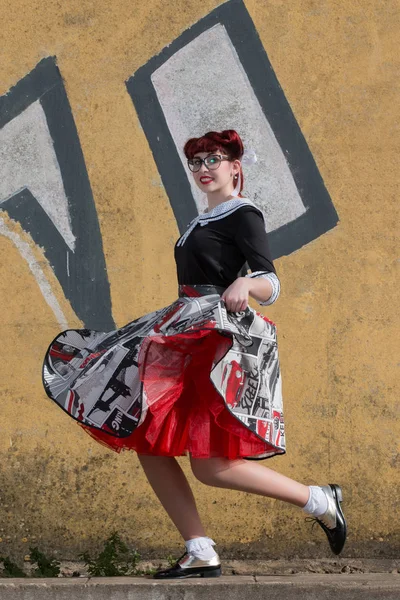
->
xmin=183 ymin=129 xmax=245 ymax=196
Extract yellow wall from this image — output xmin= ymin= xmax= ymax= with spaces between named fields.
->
xmin=0 ymin=0 xmax=399 ymax=561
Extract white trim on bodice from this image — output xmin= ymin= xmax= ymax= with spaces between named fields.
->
xmin=245 ymin=271 xmax=281 ymax=306
xmin=176 ymin=197 xmax=261 ymax=247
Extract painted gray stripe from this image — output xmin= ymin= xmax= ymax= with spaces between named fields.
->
xmin=0 ymin=57 xmax=114 ymax=331
xmin=0 ymin=100 xmax=75 ymax=249
xmin=151 ymin=23 xmax=305 ymax=231
xmin=127 ymin=0 xmax=338 ymax=259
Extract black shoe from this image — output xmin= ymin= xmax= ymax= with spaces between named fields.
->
xmin=153 ymin=551 xmax=221 ymax=579
xmin=306 ymin=483 xmax=347 ymax=555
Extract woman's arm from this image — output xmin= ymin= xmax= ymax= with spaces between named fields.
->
xmin=233 ymin=207 xmax=281 ymax=306
xmin=244 ymin=271 xmax=281 ymax=306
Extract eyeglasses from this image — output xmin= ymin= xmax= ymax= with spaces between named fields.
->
xmin=187 ymin=154 xmax=230 ymax=172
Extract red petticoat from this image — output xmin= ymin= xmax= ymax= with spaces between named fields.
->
xmin=80 ymin=328 xmax=273 ymax=459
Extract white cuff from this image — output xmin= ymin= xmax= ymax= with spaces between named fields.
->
xmin=245 ymin=271 xmax=280 ymax=305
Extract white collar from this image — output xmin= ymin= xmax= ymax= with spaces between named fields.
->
xmin=176 ymin=197 xmax=258 ymax=247
xmin=202 ymin=197 xmax=253 ymax=217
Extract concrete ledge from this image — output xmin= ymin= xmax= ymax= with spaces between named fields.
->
xmin=34 ymin=557 xmax=400 ymax=578
xmin=0 ymin=574 xmax=399 ymax=600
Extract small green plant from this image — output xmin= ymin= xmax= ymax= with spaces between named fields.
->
xmin=79 ymin=532 xmax=142 ymax=577
xmin=0 ymin=556 xmax=26 ymax=578
xmin=29 ymin=547 xmax=61 ymax=577
xmin=166 ymin=553 xmax=177 ymax=567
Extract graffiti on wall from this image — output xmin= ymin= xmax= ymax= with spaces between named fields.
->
xmin=0 ymin=57 xmax=115 ymax=331
xmin=127 ymin=0 xmax=338 ymax=260
xmin=0 ymin=0 xmax=338 ymax=330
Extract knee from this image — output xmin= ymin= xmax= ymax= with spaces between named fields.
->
xmin=190 ymin=457 xmax=225 ymax=486
xmin=191 ymin=462 xmax=215 ymax=486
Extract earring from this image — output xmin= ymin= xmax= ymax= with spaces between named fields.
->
xmin=231 ymin=172 xmax=241 ymax=197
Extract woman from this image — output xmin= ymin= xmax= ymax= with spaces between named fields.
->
xmin=42 ymin=129 xmax=347 ymax=579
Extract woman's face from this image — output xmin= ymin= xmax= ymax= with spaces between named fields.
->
xmin=190 ymin=150 xmax=241 ymax=194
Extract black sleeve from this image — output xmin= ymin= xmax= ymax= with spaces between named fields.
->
xmin=233 ymin=207 xmax=276 ymax=275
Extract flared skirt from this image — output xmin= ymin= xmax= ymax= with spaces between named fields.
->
xmin=42 ymin=285 xmax=286 ymax=461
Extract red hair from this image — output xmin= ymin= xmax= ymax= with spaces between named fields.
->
xmin=183 ymin=129 xmax=245 ymax=196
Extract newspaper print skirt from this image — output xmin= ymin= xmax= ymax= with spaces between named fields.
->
xmin=42 ymin=284 xmax=286 ymax=460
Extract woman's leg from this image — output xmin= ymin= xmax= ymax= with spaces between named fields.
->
xmin=137 ymin=453 xmax=207 ymax=540
xmin=190 ymin=456 xmax=310 ymax=507
xmin=189 ymin=456 xmax=347 ymax=556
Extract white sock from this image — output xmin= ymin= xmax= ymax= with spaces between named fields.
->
xmin=184 ymin=536 xmax=217 ymax=560
xmin=302 ymin=486 xmax=329 ymax=517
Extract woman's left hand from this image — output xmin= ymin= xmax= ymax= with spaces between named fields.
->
xmin=221 ymin=277 xmax=251 ymax=313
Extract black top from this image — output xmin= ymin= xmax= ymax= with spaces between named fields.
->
xmin=174 ymin=205 xmax=276 ymax=288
